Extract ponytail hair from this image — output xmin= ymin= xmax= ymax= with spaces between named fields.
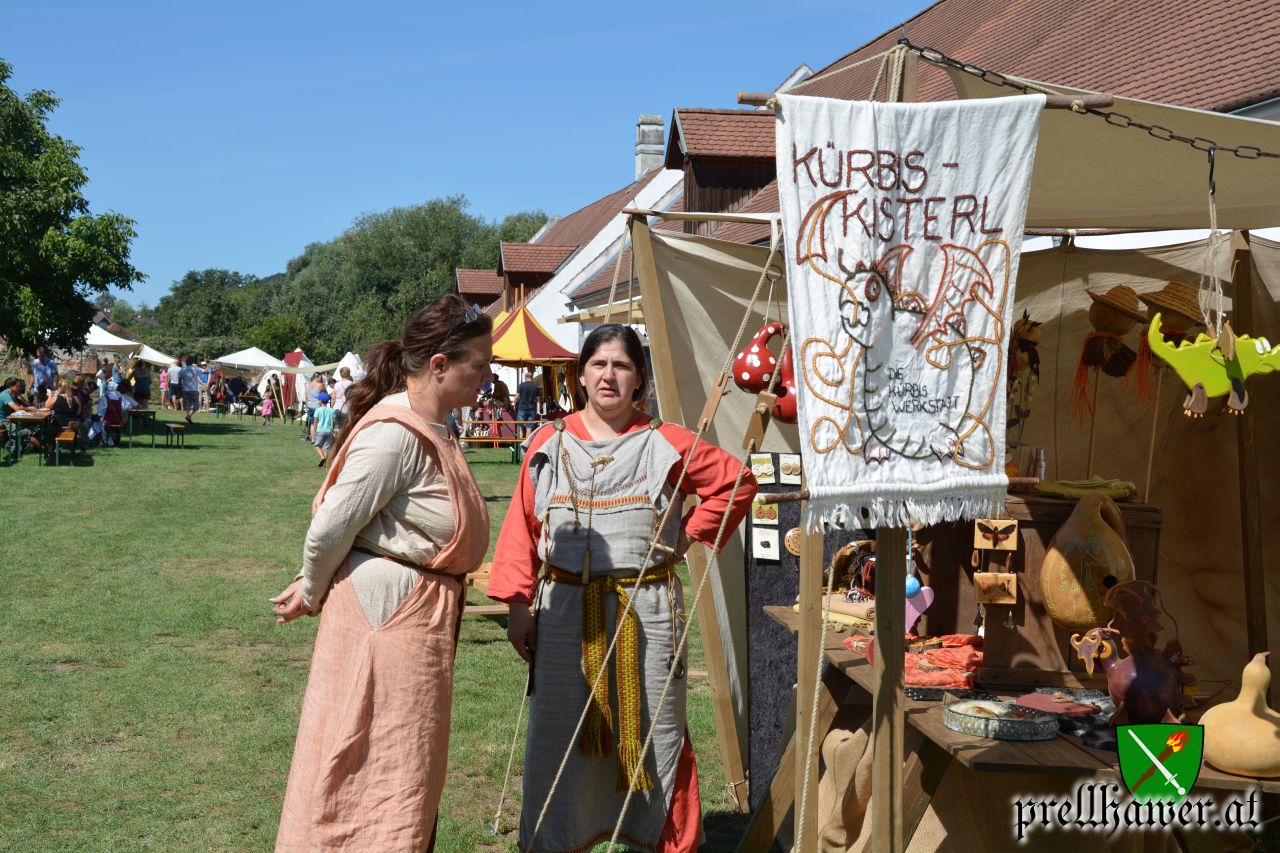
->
xmin=335 ymin=293 xmax=492 ymax=455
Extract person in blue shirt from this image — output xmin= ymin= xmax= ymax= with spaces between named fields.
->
xmin=310 ymin=392 xmax=336 ymax=467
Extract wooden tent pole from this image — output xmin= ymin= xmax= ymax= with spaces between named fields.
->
xmin=872 ymin=526 xmax=908 ymax=852
xmin=1231 ymin=232 xmax=1270 ymax=693
xmin=1142 ymin=369 xmax=1164 ymax=503
xmin=630 ymin=217 xmax=750 ymax=812
xmin=794 ymin=522 xmax=824 ymax=849
xmin=1085 ymin=369 xmax=1100 ymax=478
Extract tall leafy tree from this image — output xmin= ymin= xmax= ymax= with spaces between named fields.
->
xmin=0 ymin=59 xmax=142 ymax=355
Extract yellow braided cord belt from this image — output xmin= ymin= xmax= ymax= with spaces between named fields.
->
xmin=553 ymin=566 xmax=671 ymax=793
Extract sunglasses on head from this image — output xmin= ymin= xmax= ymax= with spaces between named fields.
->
xmin=446 ymin=305 xmax=484 ymax=340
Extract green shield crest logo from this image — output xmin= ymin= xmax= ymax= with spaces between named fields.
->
xmin=1117 ymin=724 xmax=1203 ymax=804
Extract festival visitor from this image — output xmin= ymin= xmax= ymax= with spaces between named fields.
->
xmin=197 ymin=361 xmax=211 ymax=412
xmin=44 ymin=379 xmax=80 ymax=427
xmin=270 ymin=294 xmax=492 ymax=850
xmin=167 ymin=359 xmax=183 ymax=411
xmin=179 ymin=356 xmax=201 ymax=423
xmin=490 ymin=370 xmax=512 ymax=410
xmin=515 ymin=367 xmax=540 ymax=435
xmin=332 ymin=367 xmax=353 ymax=431
xmin=304 ymin=374 xmax=323 ymax=435
xmin=260 ymin=392 xmax=274 ymax=427
xmin=309 ymin=391 xmax=335 ymax=467
xmin=133 ymin=360 xmax=152 ymax=404
xmin=30 ymin=345 xmax=58 ymax=405
xmin=490 ymin=324 xmax=757 ymax=853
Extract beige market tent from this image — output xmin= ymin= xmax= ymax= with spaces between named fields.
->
xmin=629 ymin=53 xmax=1280 ymax=850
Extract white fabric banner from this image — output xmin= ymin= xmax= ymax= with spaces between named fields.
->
xmin=775 ymin=93 xmax=1045 ymax=528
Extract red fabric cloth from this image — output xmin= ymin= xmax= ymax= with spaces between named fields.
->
xmin=487 ymin=411 xmax=757 ymax=604
xmin=656 ymin=732 xmax=702 ymax=853
xmin=841 ymin=633 xmax=983 ymax=688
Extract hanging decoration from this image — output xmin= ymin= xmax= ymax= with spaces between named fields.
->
xmin=1070 ymin=285 xmax=1145 ymax=421
xmin=1147 ymin=314 xmax=1280 ymax=416
xmin=1006 ymin=310 xmax=1041 ymax=438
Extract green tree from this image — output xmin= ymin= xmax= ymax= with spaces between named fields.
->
xmin=0 ymin=60 xmax=143 ymax=355
xmin=153 ymin=269 xmax=254 ymax=341
xmin=246 ymin=315 xmax=309 ymax=357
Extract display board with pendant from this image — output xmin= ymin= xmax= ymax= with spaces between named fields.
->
xmin=916 ymin=492 xmax=1163 ymax=687
xmin=741 ymin=451 xmax=872 ymax=810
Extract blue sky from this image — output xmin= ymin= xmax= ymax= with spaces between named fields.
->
xmin=4 ymin=0 xmax=933 ymax=307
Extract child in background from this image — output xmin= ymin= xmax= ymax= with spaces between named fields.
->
xmin=310 ymin=392 xmax=335 ymax=467
xmin=261 ymin=393 xmax=275 ymax=427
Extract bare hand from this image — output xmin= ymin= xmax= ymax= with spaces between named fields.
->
xmin=270 ymin=579 xmax=313 ymax=625
xmin=507 ymin=603 xmax=537 ymax=662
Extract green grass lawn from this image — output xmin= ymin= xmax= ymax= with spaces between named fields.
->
xmin=0 ymin=410 xmax=749 ymax=851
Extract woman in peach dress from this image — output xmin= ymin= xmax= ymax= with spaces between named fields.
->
xmin=270 ymin=294 xmax=493 ymax=851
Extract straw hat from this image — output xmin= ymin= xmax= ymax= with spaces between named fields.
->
xmin=1138 ymin=280 xmax=1205 ymax=326
xmin=1085 ymin=284 xmax=1146 ymax=323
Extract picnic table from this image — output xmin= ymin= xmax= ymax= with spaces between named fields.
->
xmin=741 ymin=605 xmax=1278 ymax=850
xmin=127 ymin=408 xmax=158 ymax=448
xmin=4 ymin=411 xmax=52 ymax=462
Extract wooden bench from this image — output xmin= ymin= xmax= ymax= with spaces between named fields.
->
xmin=463 ymin=562 xmax=507 ymax=617
xmin=51 ymin=428 xmax=79 ymax=466
xmin=164 ymin=423 xmax=187 ymax=447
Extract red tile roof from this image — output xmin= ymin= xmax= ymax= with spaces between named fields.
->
xmin=794 ymin=0 xmax=1280 ymax=113
xmin=455 ymin=268 xmax=504 ymax=296
xmin=711 ymin=181 xmax=779 ymax=245
xmin=665 ymin=108 xmax=777 ymax=168
xmin=499 ymin=243 xmax=577 ymax=274
xmin=537 ymin=169 xmax=663 ymax=248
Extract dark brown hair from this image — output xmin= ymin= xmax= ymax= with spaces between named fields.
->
xmin=578 ymin=324 xmax=647 ymax=403
xmin=335 ymin=293 xmax=493 ymax=454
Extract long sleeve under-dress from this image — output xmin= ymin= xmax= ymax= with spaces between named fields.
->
xmin=488 ymin=411 xmax=757 ymax=604
xmin=298 ymin=393 xmax=454 ymax=623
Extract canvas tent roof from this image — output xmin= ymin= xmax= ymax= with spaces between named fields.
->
xmin=135 ymin=344 xmax=175 ymax=366
xmin=213 ymin=347 xmax=289 ymax=371
xmin=944 ymin=70 xmax=1280 ymax=229
xmin=84 ymin=325 xmax=139 ymax=354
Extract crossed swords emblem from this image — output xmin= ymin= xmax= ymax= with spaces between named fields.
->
xmin=1127 ymin=728 xmax=1191 ymax=795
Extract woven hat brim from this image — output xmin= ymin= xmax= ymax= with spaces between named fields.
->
xmin=1139 ymin=284 xmax=1205 ymax=325
xmin=1086 ymin=289 xmax=1146 ymax=323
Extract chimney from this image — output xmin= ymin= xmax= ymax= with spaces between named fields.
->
xmin=635 ymin=114 xmax=664 ymax=179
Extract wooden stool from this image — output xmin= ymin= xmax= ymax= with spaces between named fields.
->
xmin=164 ymin=423 xmax=187 ymax=447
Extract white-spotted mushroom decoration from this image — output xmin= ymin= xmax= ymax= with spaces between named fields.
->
xmin=733 ymin=322 xmax=785 ymax=393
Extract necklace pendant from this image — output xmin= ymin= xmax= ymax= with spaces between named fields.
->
xmin=582 ymin=548 xmax=592 ymax=584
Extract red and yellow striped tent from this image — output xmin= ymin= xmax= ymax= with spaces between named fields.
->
xmin=490 ymin=304 xmax=579 ymax=408
xmin=490 ymin=305 xmax=576 ymax=363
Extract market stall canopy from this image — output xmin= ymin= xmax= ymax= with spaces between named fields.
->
xmin=135 ymin=344 xmax=175 ymax=366
xmin=946 ymin=71 xmax=1280 ymax=229
xmin=491 ymin=304 xmax=577 ymax=364
xmin=213 ymin=346 xmax=289 ymax=371
xmin=84 ymin=325 xmax=139 ymax=354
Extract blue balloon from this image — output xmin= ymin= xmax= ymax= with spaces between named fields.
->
xmin=905 ymin=575 xmax=922 ymax=598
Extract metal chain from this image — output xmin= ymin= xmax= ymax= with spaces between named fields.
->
xmin=899 ymin=39 xmax=1280 ymax=161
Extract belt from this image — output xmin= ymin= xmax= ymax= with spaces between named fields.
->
xmin=546 ymin=562 xmax=676 ymax=793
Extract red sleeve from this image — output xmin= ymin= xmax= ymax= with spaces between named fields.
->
xmin=487 ymin=424 xmax=557 ymax=604
xmin=659 ymin=424 xmax=757 ymax=552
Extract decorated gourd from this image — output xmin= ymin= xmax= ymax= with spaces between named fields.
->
xmin=733 ymin=323 xmax=784 ymax=393
xmin=1201 ymin=652 xmax=1280 ymax=778
xmin=1040 ymin=492 xmax=1135 ymax=631
xmin=771 ymin=346 xmax=798 ymax=423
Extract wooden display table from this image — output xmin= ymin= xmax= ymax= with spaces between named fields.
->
xmin=739 ymin=606 xmax=1278 ymax=850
